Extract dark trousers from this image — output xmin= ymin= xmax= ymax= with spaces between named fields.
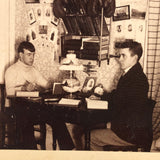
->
xmin=14 ymin=104 xmax=74 ymax=150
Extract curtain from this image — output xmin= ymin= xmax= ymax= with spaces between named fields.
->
xmin=146 ymin=0 xmax=160 ymax=139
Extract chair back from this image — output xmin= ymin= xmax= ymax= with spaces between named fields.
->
xmin=0 ymin=84 xmax=5 ymax=112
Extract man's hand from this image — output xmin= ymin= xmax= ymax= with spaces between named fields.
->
xmin=94 ymin=84 xmax=104 ymax=96
xmin=21 ymin=81 xmax=37 ymax=91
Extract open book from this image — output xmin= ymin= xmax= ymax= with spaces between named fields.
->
xmin=85 ymin=98 xmax=108 ymax=110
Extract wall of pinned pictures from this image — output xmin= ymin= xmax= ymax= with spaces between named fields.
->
xmin=15 ymin=0 xmax=64 ymax=81
xmin=109 ymin=0 xmax=147 ymax=68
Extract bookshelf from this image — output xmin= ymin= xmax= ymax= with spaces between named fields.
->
xmin=53 ymin=0 xmax=114 ymax=65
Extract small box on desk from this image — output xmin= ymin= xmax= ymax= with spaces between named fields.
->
xmin=16 ymin=91 xmax=39 ymax=97
xmin=85 ymin=98 xmax=108 ymax=110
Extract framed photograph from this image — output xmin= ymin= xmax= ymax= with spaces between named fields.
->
xmin=28 ymin=9 xmax=36 ymax=25
xmin=25 ymin=0 xmax=40 ymax=3
xmin=81 ymin=77 xmax=97 ymax=93
xmin=42 ymin=0 xmax=53 ymax=3
xmin=113 ymin=5 xmax=130 ymax=21
xmin=131 ymin=9 xmax=146 ymax=19
xmin=51 ymin=16 xmax=59 ymax=26
xmin=39 ymin=25 xmax=48 ymax=34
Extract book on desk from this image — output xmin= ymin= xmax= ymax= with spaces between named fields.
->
xmin=58 ymin=98 xmax=81 ymax=107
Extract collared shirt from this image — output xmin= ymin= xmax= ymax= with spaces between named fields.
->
xmin=123 ymin=66 xmax=132 ymax=75
xmin=5 ymin=60 xmax=48 ymax=96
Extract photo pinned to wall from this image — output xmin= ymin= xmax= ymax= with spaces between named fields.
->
xmin=28 ymin=9 xmax=36 ymax=25
xmin=128 ymin=24 xmax=132 ymax=32
xmin=139 ymin=25 xmax=143 ymax=32
xmin=45 ymin=8 xmax=51 ymax=17
xmin=26 ymin=34 xmax=31 ymax=42
xmin=116 ymin=25 xmax=122 ymax=32
xmin=50 ymin=31 xmax=55 ymax=41
xmin=37 ymin=8 xmax=42 ymax=17
xmin=51 ymin=16 xmax=59 ymax=26
xmin=26 ymin=27 xmax=37 ymax=42
xmin=31 ymin=30 xmax=36 ymax=40
xmin=39 ymin=25 xmax=48 ymax=34
xmin=49 ymin=28 xmax=58 ymax=43
xmin=135 ymin=23 xmax=145 ymax=41
xmin=131 ymin=9 xmax=146 ymax=19
xmin=25 ymin=0 xmax=40 ymax=3
xmin=113 ymin=5 xmax=130 ymax=21
xmin=41 ymin=0 xmax=53 ymax=3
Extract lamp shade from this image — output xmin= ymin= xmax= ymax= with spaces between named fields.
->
xmin=60 ymin=53 xmax=84 ymax=71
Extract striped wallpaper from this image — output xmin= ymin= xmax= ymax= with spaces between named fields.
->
xmin=147 ymin=0 xmax=160 ymax=139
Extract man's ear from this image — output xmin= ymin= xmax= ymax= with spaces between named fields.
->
xmin=134 ymin=54 xmax=138 ymax=62
xmin=19 ymin=52 xmax=23 ymax=60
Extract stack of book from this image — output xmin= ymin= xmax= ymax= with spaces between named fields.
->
xmin=62 ymin=16 xmax=109 ymax=36
xmin=77 ymin=37 xmax=99 ymax=60
xmin=62 ymin=39 xmax=82 ymax=57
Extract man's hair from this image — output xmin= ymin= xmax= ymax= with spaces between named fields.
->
xmin=115 ymin=40 xmax=143 ymax=61
xmin=18 ymin=41 xmax=35 ymax=53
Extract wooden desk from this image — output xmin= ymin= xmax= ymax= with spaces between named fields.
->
xmin=10 ymin=95 xmax=110 ymax=150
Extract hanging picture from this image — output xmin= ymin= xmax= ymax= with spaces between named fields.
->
xmin=131 ymin=9 xmax=146 ymax=19
xmin=37 ymin=8 xmax=41 ymax=17
xmin=116 ymin=25 xmax=122 ymax=32
xmin=51 ymin=16 xmax=59 ymax=26
xmin=113 ymin=5 xmax=130 ymax=21
xmin=39 ymin=25 xmax=48 ymax=34
xmin=28 ymin=9 xmax=36 ymax=25
xmin=25 ymin=0 xmax=40 ymax=3
xmin=41 ymin=0 xmax=53 ymax=3
xmin=45 ymin=8 xmax=51 ymax=17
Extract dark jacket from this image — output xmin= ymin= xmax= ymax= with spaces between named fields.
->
xmin=103 ymin=62 xmax=150 ymax=145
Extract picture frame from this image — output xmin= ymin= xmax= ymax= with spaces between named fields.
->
xmin=51 ymin=16 xmax=59 ymax=26
xmin=28 ymin=9 xmax=36 ymax=25
xmin=113 ymin=5 xmax=130 ymax=21
xmin=42 ymin=0 xmax=54 ymax=3
xmin=81 ymin=77 xmax=97 ymax=93
xmin=25 ymin=0 xmax=40 ymax=3
xmin=39 ymin=25 xmax=48 ymax=34
xmin=131 ymin=9 xmax=146 ymax=19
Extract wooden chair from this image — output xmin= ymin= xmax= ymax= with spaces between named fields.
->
xmin=0 ymin=84 xmax=16 ymax=149
xmin=103 ymin=99 xmax=156 ymax=152
xmin=34 ymin=123 xmax=46 ymax=150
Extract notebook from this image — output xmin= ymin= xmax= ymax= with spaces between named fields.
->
xmin=52 ymin=82 xmax=64 ymax=95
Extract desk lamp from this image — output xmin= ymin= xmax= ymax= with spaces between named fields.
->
xmin=59 ymin=51 xmax=84 ymax=98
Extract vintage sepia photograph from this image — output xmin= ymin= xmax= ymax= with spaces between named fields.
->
xmin=113 ymin=5 xmax=130 ymax=21
xmin=28 ymin=9 xmax=36 ymax=24
xmin=0 ymin=0 xmax=160 ymax=160
xmin=25 ymin=0 xmax=40 ymax=3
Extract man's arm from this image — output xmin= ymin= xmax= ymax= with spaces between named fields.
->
xmin=5 ymin=68 xmax=23 ymax=96
xmin=34 ymin=69 xmax=52 ymax=91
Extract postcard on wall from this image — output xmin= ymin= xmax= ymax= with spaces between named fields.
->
xmin=113 ymin=5 xmax=130 ymax=21
xmin=25 ymin=0 xmax=40 ymax=3
xmin=28 ymin=9 xmax=36 ymax=25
